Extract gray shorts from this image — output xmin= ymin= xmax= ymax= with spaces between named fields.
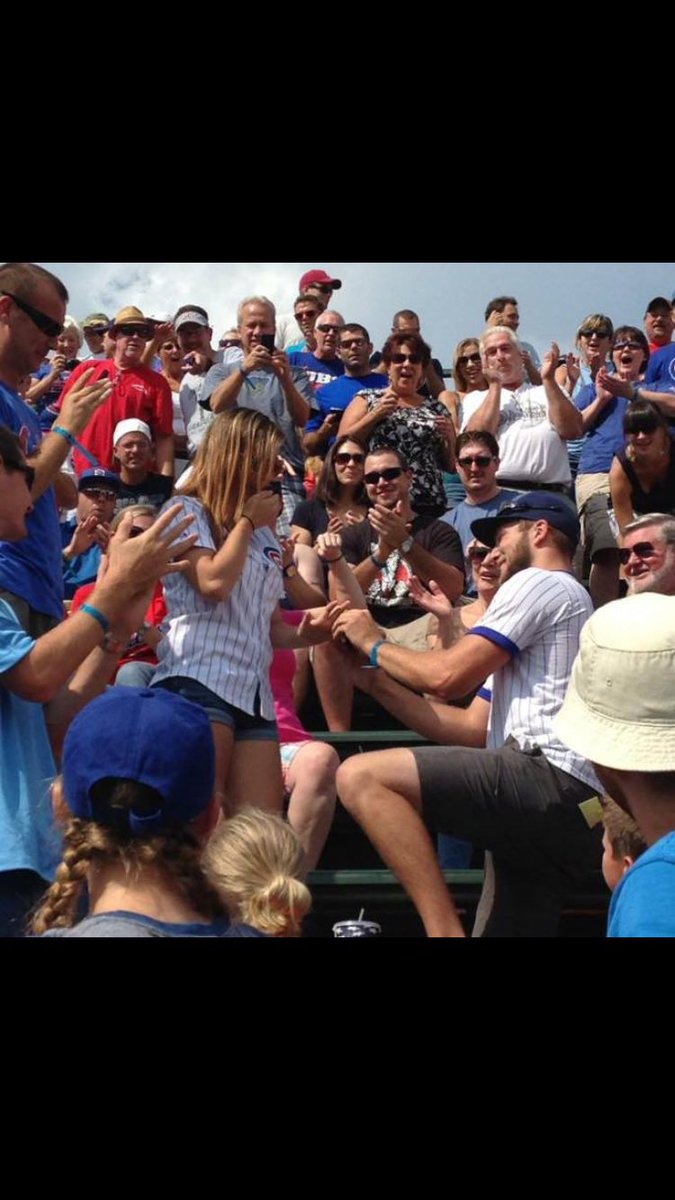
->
xmin=414 ymin=739 xmax=602 ymax=938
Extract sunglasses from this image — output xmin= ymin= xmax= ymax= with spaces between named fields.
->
xmin=335 ymin=452 xmax=365 ymax=466
xmin=340 ymin=338 xmax=367 ymax=350
xmin=458 ymin=352 xmax=482 ymax=368
xmin=619 ymin=542 xmax=661 ymax=565
xmin=614 ymin=341 xmax=643 ymax=352
xmin=468 ymin=546 xmax=490 ymax=563
xmin=580 ymin=328 xmax=611 ymax=340
xmin=364 ymin=467 xmax=404 ymax=485
xmin=86 ymin=326 xmax=108 ymax=337
xmin=114 ymin=324 xmax=152 ymax=340
xmin=311 ymin=284 xmax=333 ymax=294
xmin=317 ymin=324 xmax=343 ymax=334
xmin=296 ymin=310 xmax=320 ymax=322
xmin=4 ymin=457 xmax=35 ymax=491
xmin=458 ymin=455 xmax=494 ymax=470
xmin=391 ymin=353 xmax=423 ymax=366
xmin=82 ymin=488 xmax=117 ymax=502
xmin=2 ymin=291 xmax=64 ymax=339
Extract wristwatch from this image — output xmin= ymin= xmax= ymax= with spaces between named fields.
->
xmin=400 ymin=535 xmax=414 ymax=555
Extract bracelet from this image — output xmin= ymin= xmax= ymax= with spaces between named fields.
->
xmin=283 ymin=564 xmax=298 ymax=579
xmin=52 ymin=427 xmax=100 ymax=467
xmin=241 ymin=514 xmax=255 ymax=533
xmin=239 ymin=366 xmax=250 ymax=380
xmin=326 ymin=554 xmax=344 ymax=565
xmin=371 ymin=553 xmax=387 ymax=570
xmin=369 ymin=640 xmax=387 ymax=668
xmin=81 ymin=603 xmax=110 ymax=634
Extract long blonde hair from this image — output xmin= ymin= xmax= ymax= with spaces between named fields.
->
xmin=181 ymin=410 xmax=283 ymax=539
xmin=202 ymin=809 xmax=311 ymax=938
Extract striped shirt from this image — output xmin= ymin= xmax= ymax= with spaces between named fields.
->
xmin=470 ymin=568 xmax=600 ymax=789
xmin=152 ymin=497 xmax=284 ymax=720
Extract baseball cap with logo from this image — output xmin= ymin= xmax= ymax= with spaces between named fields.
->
xmin=174 ymin=306 xmax=210 ymax=332
xmin=471 ymin=492 xmax=581 ymax=549
xmin=554 ymin=594 xmax=675 ymax=772
xmin=78 ymin=468 xmax=121 ymax=493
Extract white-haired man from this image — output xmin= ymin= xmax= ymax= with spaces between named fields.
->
xmin=620 ymin=513 xmax=675 ymax=596
xmin=463 ymin=327 xmax=583 ymax=492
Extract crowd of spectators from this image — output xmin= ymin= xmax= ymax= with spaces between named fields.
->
xmin=0 ymin=262 xmax=674 ymax=938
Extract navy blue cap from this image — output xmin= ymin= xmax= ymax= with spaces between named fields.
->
xmin=471 ymin=492 xmax=581 ymax=549
xmin=62 ymin=688 xmax=216 ymax=836
xmin=79 ymin=468 xmax=121 ymax=493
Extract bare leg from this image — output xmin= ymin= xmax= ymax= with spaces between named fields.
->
xmin=313 ymin=640 xmax=354 ymax=731
xmin=337 ymin=750 xmax=466 ymax=937
xmin=211 ymin=722 xmax=235 ymax=815
xmin=285 ymin=742 xmax=339 ymax=874
xmin=228 ymin=740 xmax=284 ymax=815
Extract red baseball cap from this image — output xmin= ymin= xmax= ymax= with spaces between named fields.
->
xmin=300 ymin=269 xmax=342 ymax=292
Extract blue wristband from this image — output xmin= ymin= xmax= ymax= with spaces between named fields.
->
xmin=53 ymin=427 xmax=100 ymax=467
xmin=369 ymin=639 xmax=386 ymax=668
xmin=81 ymin=604 xmax=110 ymax=634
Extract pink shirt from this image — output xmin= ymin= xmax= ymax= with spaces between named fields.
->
xmin=270 ymin=612 xmax=314 ymax=744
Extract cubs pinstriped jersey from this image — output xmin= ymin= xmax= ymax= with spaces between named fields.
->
xmin=470 ymin=568 xmax=600 ymax=790
xmin=152 ymin=497 xmax=284 ymax=721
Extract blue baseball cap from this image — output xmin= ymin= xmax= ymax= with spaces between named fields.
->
xmin=62 ymin=688 xmax=216 ymax=836
xmin=79 ymin=468 xmax=121 ymax=493
xmin=471 ymin=492 xmax=581 ymax=549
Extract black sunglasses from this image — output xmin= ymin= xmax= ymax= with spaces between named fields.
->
xmin=391 ymin=353 xmax=422 ymax=366
xmin=311 ymin=284 xmax=333 ymax=294
xmin=468 ymin=546 xmax=490 ymax=562
xmin=4 ymin=457 xmax=35 ymax=491
xmin=364 ymin=467 xmax=404 ymax=485
xmin=458 ymin=455 xmax=494 ymax=470
xmin=619 ymin=542 xmax=661 ymax=565
xmin=614 ymin=341 xmax=643 ymax=352
xmin=458 ymin=352 xmax=481 ymax=368
xmin=114 ymin=324 xmax=152 ymax=339
xmin=335 ymin=452 xmax=365 ymax=466
xmin=2 ymin=291 xmax=64 ymax=339
xmin=580 ymin=327 xmax=612 ymax=340
xmin=317 ymin=324 xmax=343 ymax=334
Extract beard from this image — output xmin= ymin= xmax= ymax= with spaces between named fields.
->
xmin=501 ymin=529 xmax=533 ymax=581
xmin=628 ymin=552 xmax=675 ymax=597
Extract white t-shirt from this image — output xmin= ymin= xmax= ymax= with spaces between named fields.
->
xmin=462 ymin=384 xmax=571 ymax=485
xmin=470 ymin=567 xmax=600 ymax=789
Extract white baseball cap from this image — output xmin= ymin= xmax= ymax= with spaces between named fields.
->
xmin=113 ymin=419 xmax=152 ymax=447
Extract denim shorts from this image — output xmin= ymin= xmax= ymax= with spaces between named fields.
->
xmin=153 ymin=677 xmax=278 ymax=742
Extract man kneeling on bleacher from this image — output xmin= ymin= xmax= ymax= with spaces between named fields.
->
xmin=333 ymin=493 xmax=603 ymax=938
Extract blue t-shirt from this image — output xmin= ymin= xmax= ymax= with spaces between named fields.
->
xmin=576 ymin=384 xmax=630 ymax=475
xmin=60 ymin=520 xmax=103 ymax=600
xmin=0 ymin=382 xmax=65 ymax=620
xmin=644 ymin=343 xmax=675 ymax=389
xmin=608 ymin=832 xmax=675 ymax=938
xmin=442 ymin=489 xmax=522 ymax=595
xmin=305 ymin=373 xmax=389 ymax=434
xmin=0 ymin=600 xmax=61 ymax=881
xmin=43 ymin=912 xmax=235 ymax=938
xmin=287 ymin=351 xmax=344 ymax=393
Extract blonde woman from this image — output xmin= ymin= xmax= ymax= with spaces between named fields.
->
xmin=151 ymin=409 xmax=345 ymax=814
xmin=203 ymin=808 xmax=311 ymax=938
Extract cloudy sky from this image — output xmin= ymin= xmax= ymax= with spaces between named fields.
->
xmin=39 ymin=262 xmax=675 ymax=366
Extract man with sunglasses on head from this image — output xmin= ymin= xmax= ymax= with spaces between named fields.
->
xmin=56 ymin=305 xmax=174 ymax=480
xmin=276 ymin=269 xmax=343 ymax=351
xmin=304 ymin=324 xmax=388 ymax=457
xmin=442 ymin=431 xmax=522 ymax=595
xmin=0 ymin=262 xmax=115 ymax=636
xmin=288 ymin=310 xmax=346 ymax=394
xmin=620 ymin=514 xmax=675 ymax=597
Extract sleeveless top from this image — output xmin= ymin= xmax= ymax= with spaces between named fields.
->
xmin=618 ymin=439 xmax=675 ymax=515
xmin=364 ymin=391 xmax=450 ymax=516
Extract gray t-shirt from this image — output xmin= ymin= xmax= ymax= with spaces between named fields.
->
xmin=42 ymin=912 xmax=231 ymax=937
xmin=201 ymin=354 xmax=316 ymax=472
